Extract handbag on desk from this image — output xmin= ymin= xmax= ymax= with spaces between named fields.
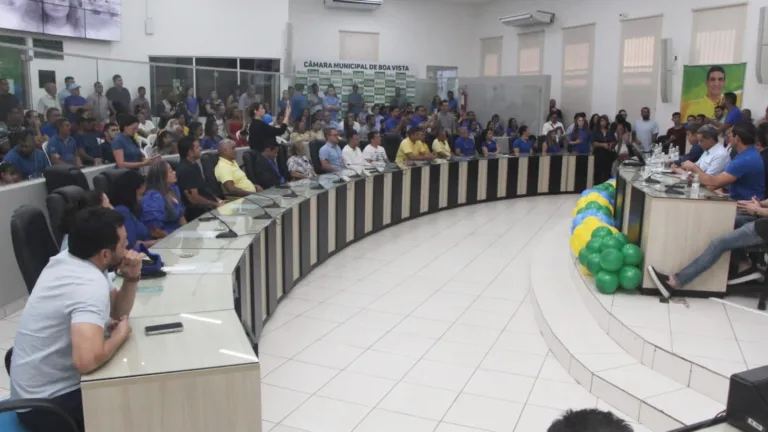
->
xmin=135 ymin=243 xmax=166 ymax=279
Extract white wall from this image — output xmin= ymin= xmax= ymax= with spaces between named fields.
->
xmin=474 ymin=0 xmax=768 ymax=124
xmin=289 ymin=0 xmax=476 ymax=78
xmin=2 ymin=0 xmax=289 ymax=108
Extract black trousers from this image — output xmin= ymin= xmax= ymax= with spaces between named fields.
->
xmin=17 ymin=388 xmax=84 ymax=432
xmin=593 ymin=149 xmax=615 ymax=185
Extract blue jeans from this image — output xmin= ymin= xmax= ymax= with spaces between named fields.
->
xmin=675 ymin=221 xmax=765 ymax=287
xmin=735 ymin=213 xmax=757 ymax=229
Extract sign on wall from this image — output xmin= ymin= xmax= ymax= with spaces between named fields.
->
xmin=294 ymin=60 xmax=417 ymax=111
xmin=680 ymin=63 xmax=746 ymax=119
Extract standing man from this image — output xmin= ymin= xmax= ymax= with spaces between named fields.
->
xmin=57 ymin=76 xmax=74 ymax=109
xmin=63 ymin=84 xmax=87 ymax=123
xmin=633 ymin=107 xmax=659 ymax=153
xmin=238 ymin=85 xmax=260 ymax=115
xmin=37 ymin=82 xmax=59 ymax=116
xmin=87 ymin=82 xmax=110 ymax=124
xmin=130 ymin=86 xmax=151 ymax=114
xmin=711 ymin=92 xmax=743 ymax=134
xmin=10 ymin=207 xmax=142 ymax=432
xmin=446 ymin=90 xmax=459 ymax=113
xmin=289 ymin=84 xmax=307 ymax=124
xmin=664 ymin=112 xmax=687 ymax=151
xmin=546 ymin=99 xmax=563 ymax=123
xmin=436 ymin=100 xmax=457 ymax=135
xmin=176 ymin=136 xmax=223 ymax=220
xmin=390 ymin=87 xmax=407 ymax=110
xmin=308 ymin=83 xmax=324 ymax=121
xmin=714 ymin=105 xmax=726 ymax=123
xmin=47 ymin=118 xmax=81 ymax=166
xmin=542 ymin=112 xmax=564 ymax=135
xmin=348 ymin=84 xmax=363 ymax=118
xmin=105 ymin=74 xmax=131 ymax=114
xmin=0 ymin=78 xmax=21 ymax=124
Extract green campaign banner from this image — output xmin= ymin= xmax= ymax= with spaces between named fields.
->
xmin=680 ymin=63 xmax=746 ymax=119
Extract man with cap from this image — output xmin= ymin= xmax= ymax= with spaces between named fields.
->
xmin=63 ymin=83 xmax=87 ymax=122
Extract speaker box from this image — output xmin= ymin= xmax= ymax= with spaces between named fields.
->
xmin=757 ymin=7 xmax=768 ymax=84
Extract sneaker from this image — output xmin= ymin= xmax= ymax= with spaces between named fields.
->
xmin=727 ymin=267 xmax=764 ymax=285
xmin=647 ymin=266 xmax=675 ymax=299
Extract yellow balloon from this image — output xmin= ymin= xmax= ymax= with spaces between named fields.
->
xmin=573 ymin=224 xmax=592 ymax=244
xmin=572 ymin=206 xmax=581 ymax=217
xmin=570 ymin=232 xmax=589 ymax=255
xmin=582 ymin=216 xmax=603 ymax=230
xmin=580 ymin=265 xmax=593 ymax=277
xmin=584 ymin=193 xmax=612 ymax=209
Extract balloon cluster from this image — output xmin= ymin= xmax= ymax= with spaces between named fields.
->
xmin=570 ymin=180 xmax=645 ymax=294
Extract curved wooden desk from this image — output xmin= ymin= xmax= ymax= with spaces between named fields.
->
xmin=81 ymin=153 xmax=594 ymax=432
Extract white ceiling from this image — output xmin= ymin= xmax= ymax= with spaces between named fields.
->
xmin=438 ymin=0 xmax=497 ymax=4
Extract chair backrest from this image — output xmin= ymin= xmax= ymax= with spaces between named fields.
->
xmin=309 ymin=140 xmax=325 ymax=174
xmin=199 ymin=152 xmax=223 ymax=197
xmin=92 ymin=168 xmax=131 ymax=201
xmin=166 ymin=159 xmax=179 ymax=172
xmin=242 ymin=149 xmax=257 ymax=183
xmin=11 ymin=206 xmax=60 ymax=294
xmin=382 ymin=134 xmax=402 ymax=162
xmin=45 ymin=185 xmax=85 ymax=246
xmin=277 ymin=144 xmax=289 ymax=172
xmin=43 ymin=165 xmax=89 ymax=195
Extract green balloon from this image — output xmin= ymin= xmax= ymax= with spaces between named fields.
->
xmin=577 ymin=207 xmax=590 ymax=216
xmin=591 ymin=226 xmax=613 ymax=240
xmin=600 ymin=236 xmax=623 ymax=252
xmin=594 ymin=184 xmax=609 ymax=191
xmin=599 ymin=249 xmax=624 ymax=272
xmin=613 ymin=232 xmax=629 ymax=248
xmin=618 ymin=266 xmax=643 ymax=290
xmin=585 ymin=238 xmax=603 ymax=254
xmin=621 ymin=243 xmax=644 ymax=267
xmin=596 ymin=271 xmax=620 ymax=294
xmin=585 ymin=201 xmax=603 ymax=211
xmin=596 ymin=206 xmax=613 ymax=218
xmin=578 ymin=247 xmax=591 ymax=266
xmin=586 ymin=252 xmax=603 ymax=275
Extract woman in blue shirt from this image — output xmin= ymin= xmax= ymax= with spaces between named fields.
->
xmin=323 ymin=85 xmax=341 ymax=123
xmin=490 ymin=114 xmax=505 ymax=137
xmin=506 ymin=118 xmax=519 ymax=139
xmin=112 ymin=170 xmax=156 ymax=249
xmin=513 ymin=125 xmax=535 ymax=155
xmin=480 ymin=129 xmax=498 ymax=156
xmin=569 ymin=116 xmax=592 ymax=154
xmin=591 ymin=115 xmax=617 ymax=184
xmin=113 ymin=114 xmax=157 ymax=169
xmin=141 ymin=160 xmax=186 ymax=238
xmin=543 ymin=128 xmax=565 ymax=154
xmin=200 ymin=119 xmax=220 ymax=150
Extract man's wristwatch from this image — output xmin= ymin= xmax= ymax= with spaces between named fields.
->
xmin=754 ymin=208 xmax=760 ymax=217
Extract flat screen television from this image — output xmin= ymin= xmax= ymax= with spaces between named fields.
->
xmin=0 ymin=0 xmax=120 ymax=42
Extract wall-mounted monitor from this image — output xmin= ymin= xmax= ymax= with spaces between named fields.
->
xmin=0 ymin=0 xmax=120 ymax=42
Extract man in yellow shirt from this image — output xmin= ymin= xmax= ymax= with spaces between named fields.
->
xmin=682 ymin=65 xmax=742 ymax=119
xmin=395 ymin=128 xmax=435 ymax=163
xmin=214 ymin=139 xmax=262 ymax=196
xmin=431 ymin=129 xmax=452 ymax=158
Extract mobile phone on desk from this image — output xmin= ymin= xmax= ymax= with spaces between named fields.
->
xmin=145 ymin=322 xmax=184 ymax=336
xmin=705 ymin=195 xmax=730 ymax=201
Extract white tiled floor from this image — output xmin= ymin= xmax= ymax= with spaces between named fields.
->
xmin=250 ymin=197 xmax=653 ymax=432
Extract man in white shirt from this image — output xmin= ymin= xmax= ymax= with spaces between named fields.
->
xmin=10 ymin=207 xmax=143 ymax=432
xmin=37 ymin=82 xmax=59 ymax=115
xmin=542 ymin=112 xmax=564 ymax=136
xmin=342 ymin=131 xmax=368 ymax=172
xmin=362 ymin=130 xmax=389 ymax=165
xmin=633 ymin=107 xmax=659 ymax=152
xmin=673 ymin=125 xmax=729 ymax=177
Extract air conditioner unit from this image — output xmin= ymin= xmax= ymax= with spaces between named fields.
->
xmin=499 ymin=11 xmax=554 ymax=27
xmin=324 ymin=0 xmax=382 ymax=10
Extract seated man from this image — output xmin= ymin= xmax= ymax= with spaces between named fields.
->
xmin=3 ymin=129 xmax=50 ymax=180
xmin=362 ymin=131 xmax=389 ymax=165
xmin=453 ymin=127 xmax=475 ymax=157
xmin=176 ymin=136 xmax=223 ymax=220
xmin=253 ymin=142 xmax=289 ymax=189
xmin=678 ymin=122 xmax=764 ymax=201
xmin=74 ymin=115 xmax=103 ymax=166
xmin=672 ymin=125 xmax=729 ymax=177
xmin=47 ymin=118 xmax=81 ymax=167
xmin=319 ymin=128 xmax=344 ymax=172
xmin=341 ymin=130 xmax=368 ymax=170
xmin=40 ymin=108 xmax=61 ymax=139
xmin=674 ymin=123 xmax=704 ymax=165
xmin=431 ymin=129 xmax=452 ymax=158
xmin=395 ymin=127 xmax=434 ymax=163
xmin=214 ymin=139 xmax=262 ymax=197
xmin=10 ymin=207 xmax=143 ymax=432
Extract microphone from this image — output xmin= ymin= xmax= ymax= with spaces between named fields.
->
xmin=309 ymin=178 xmax=326 ymax=190
xmin=279 ymin=185 xmax=300 ymax=198
xmin=343 ymin=166 xmax=363 ymax=179
xmin=328 ymin=171 xmax=347 ymax=184
xmin=199 ymin=211 xmax=238 ymax=238
xmin=249 ymin=193 xmax=281 ymax=208
xmin=239 ymin=196 xmax=272 ymax=220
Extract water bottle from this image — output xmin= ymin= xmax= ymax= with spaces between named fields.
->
xmin=691 ymin=173 xmax=700 ymax=197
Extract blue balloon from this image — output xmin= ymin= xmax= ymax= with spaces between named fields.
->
xmin=571 ymin=213 xmax=589 ymax=232
xmin=263 ymin=114 xmax=273 ymax=124
xmin=580 ymin=189 xmax=598 ymax=197
xmin=593 ymin=212 xmax=616 ymax=227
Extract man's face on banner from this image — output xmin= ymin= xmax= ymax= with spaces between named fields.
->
xmin=707 ymin=70 xmax=726 ymax=98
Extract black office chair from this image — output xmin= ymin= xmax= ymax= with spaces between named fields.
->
xmin=200 ymin=152 xmax=223 ymax=197
xmin=241 ymin=149 xmax=258 ymax=184
xmin=359 ymin=141 xmax=369 ymax=152
xmin=0 ymin=397 xmax=82 ymax=432
xmin=166 ymin=159 xmax=180 ymax=172
xmin=338 ymin=138 xmax=347 ymax=150
xmin=92 ymin=168 xmax=131 ymax=201
xmin=43 ymin=166 xmax=89 ymax=195
xmin=45 ymin=185 xmax=85 ymax=246
xmin=309 ymin=140 xmax=325 ymax=174
xmin=382 ymin=134 xmax=402 ymax=163
xmin=10 ymin=206 xmax=59 ymax=295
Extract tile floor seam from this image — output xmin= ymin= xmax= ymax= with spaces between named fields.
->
xmin=510 ymin=347 xmax=552 ymax=431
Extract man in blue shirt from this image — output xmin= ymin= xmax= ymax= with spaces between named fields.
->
xmin=47 ymin=118 xmax=81 ymax=166
xmin=74 ymin=116 xmax=103 ymax=165
xmin=680 ymin=122 xmax=764 ymax=201
xmin=41 ymin=107 xmax=61 ymax=139
xmin=319 ymin=128 xmax=343 ymax=172
xmin=63 ymin=84 xmax=87 ymax=123
xmin=454 ymin=127 xmax=475 ymax=157
xmin=384 ymin=107 xmax=403 ymax=133
xmin=712 ymin=92 xmax=743 ymax=135
xmin=348 ymin=84 xmax=363 ymax=117
xmin=410 ymin=105 xmax=434 ymax=131
xmin=3 ymin=129 xmax=50 ymax=180
xmin=290 ymin=84 xmax=307 ymax=123
xmin=446 ymin=91 xmax=459 ymax=113
xmin=57 ymin=76 xmax=74 ymax=109
xmin=674 ymin=123 xmax=704 ymax=166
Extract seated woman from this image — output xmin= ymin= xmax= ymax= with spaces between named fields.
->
xmin=200 ymin=119 xmax=220 ymax=151
xmin=287 ymin=141 xmax=317 ymax=180
xmin=543 ymin=128 xmax=566 ymax=154
xmin=112 ymin=170 xmax=157 ymax=249
xmin=113 ymin=114 xmax=157 ymax=170
xmin=513 ymin=125 xmax=535 ymax=155
xmin=290 ymin=121 xmax=313 ymax=146
xmin=59 ymin=190 xmax=112 ymax=250
xmin=141 ymin=160 xmax=186 ymax=238
xmin=146 ymin=130 xmax=176 ymax=157
xmin=480 ymin=129 xmax=498 ymax=156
